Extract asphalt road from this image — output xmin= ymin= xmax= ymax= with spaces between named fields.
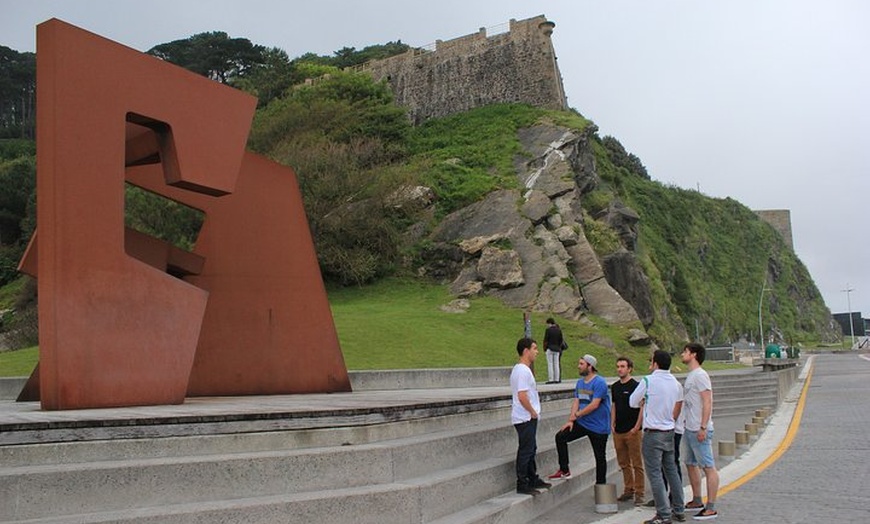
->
xmin=715 ymin=352 xmax=868 ymax=523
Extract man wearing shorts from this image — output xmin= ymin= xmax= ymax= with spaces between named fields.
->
xmin=681 ymin=343 xmax=719 ymax=520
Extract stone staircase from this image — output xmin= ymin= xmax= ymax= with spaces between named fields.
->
xmin=0 ymin=395 xmax=617 ymax=523
xmin=709 ymin=371 xmax=781 ymax=418
xmin=0 ymin=367 xmax=793 ymax=523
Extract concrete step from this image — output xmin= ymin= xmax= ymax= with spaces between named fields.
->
xmin=428 ymin=452 xmax=619 ymax=524
xmin=0 ymin=403 xmax=578 ymax=521
xmin=0 ymin=394 xmax=571 ymax=468
xmin=2 ymin=453 xmax=615 ymax=524
xmin=713 ymin=395 xmax=778 ymax=418
xmin=0 ymin=368 xmax=792 ymax=523
xmin=1 ymin=414 xmax=610 ymax=523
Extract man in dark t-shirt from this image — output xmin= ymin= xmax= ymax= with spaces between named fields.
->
xmin=610 ymin=356 xmax=645 ymax=504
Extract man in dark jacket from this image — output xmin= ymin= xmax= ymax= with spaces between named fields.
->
xmin=543 ymin=317 xmax=564 ymax=384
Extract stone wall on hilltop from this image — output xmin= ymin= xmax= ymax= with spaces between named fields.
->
xmin=755 ymin=209 xmax=794 ymax=250
xmin=355 ymin=15 xmax=567 ymax=125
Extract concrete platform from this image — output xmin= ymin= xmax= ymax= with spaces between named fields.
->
xmin=0 ymin=366 xmax=797 ymax=523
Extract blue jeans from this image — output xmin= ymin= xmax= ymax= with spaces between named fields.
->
xmin=662 ymin=431 xmax=683 ymax=493
xmin=514 ymin=419 xmax=539 ymax=489
xmin=642 ymin=429 xmax=685 ymax=518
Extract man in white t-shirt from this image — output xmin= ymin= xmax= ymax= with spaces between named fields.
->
xmin=680 ymin=343 xmax=720 ymax=520
xmin=510 ymin=337 xmax=551 ymax=495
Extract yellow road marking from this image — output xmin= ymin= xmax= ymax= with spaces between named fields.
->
xmin=718 ymin=361 xmax=814 ymax=495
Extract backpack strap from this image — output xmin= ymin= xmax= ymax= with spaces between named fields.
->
xmin=642 ymin=376 xmax=650 ymax=426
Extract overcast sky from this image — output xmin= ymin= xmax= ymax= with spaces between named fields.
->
xmin=3 ymin=1 xmax=868 ymax=321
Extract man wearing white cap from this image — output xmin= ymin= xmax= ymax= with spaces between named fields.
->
xmin=547 ymin=354 xmax=611 ymax=485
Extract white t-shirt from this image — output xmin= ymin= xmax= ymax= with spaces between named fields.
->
xmin=683 ymin=367 xmax=714 ymax=432
xmin=510 ymin=362 xmax=540 ymax=424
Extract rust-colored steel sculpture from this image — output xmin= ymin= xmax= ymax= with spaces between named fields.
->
xmin=17 ymin=19 xmax=350 ymax=410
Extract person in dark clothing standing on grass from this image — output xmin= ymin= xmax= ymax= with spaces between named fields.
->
xmin=543 ymin=317 xmax=565 ymax=384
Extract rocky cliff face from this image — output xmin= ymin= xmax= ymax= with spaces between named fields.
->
xmin=418 ymin=124 xmax=653 ymax=340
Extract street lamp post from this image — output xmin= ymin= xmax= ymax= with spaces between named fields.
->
xmin=758 ymin=282 xmax=770 ymax=346
xmin=842 ymin=284 xmax=855 ymax=348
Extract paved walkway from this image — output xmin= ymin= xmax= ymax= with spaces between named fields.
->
xmin=541 ymin=353 xmax=869 ymax=523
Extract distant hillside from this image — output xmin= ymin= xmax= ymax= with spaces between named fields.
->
xmin=252 ymin=96 xmax=838 ymax=348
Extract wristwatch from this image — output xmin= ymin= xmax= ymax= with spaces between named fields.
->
xmin=700 ymin=426 xmax=707 ymax=430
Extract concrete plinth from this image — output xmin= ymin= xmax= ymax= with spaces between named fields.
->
xmin=745 ymin=422 xmax=759 ymax=436
xmin=735 ymin=430 xmax=750 ymax=446
xmin=594 ymin=483 xmax=618 ymax=513
xmin=718 ymin=440 xmax=736 ymax=458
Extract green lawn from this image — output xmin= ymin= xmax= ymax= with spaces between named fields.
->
xmin=0 ymin=278 xmax=741 ymax=381
xmin=0 ymin=345 xmax=37 ymax=377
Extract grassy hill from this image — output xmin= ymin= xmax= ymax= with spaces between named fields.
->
xmin=0 ymin=277 xmax=712 ymax=380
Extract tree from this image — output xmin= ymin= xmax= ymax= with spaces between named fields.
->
xmin=232 ymin=47 xmax=299 ymax=107
xmin=0 ymin=154 xmax=36 ymax=285
xmin=147 ymin=32 xmax=267 ymax=84
xmin=248 ymin=71 xmax=412 ymax=285
xmin=601 ymin=135 xmax=649 ymax=180
xmin=0 ymin=46 xmax=36 ymax=139
xmin=293 ymin=41 xmax=410 ymax=70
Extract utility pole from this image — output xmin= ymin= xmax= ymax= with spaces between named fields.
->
xmin=842 ymin=284 xmax=856 ymax=348
xmin=758 ymin=281 xmax=770 ymax=346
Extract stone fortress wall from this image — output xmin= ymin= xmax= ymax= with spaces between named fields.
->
xmin=353 ymin=15 xmax=568 ymax=125
xmin=755 ymin=209 xmax=794 ymax=250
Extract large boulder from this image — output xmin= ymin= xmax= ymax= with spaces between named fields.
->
xmin=477 ymin=247 xmax=524 ymax=289
xmin=602 ymin=249 xmax=654 ymax=327
xmin=598 ymin=200 xmax=640 ymax=251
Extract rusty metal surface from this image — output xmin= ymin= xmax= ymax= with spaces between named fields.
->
xmin=20 ymin=19 xmax=349 ymax=410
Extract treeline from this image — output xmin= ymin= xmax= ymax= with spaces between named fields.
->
xmin=146 ymin=32 xmax=408 ymax=108
xmin=0 ymin=46 xmax=36 ymax=140
xmin=0 ymin=33 xmax=415 ymax=290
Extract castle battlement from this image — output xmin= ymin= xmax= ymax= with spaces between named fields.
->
xmin=355 ymin=15 xmax=567 ymax=124
xmin=755 ymin=209 xmax=794 ymax=250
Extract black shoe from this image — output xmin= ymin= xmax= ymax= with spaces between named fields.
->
xmin=643 ymin=516 xmax=672 ymax=524
xmin=692 ymin=508 xmax=718 ymax=520
xmin=517 ymin=485 xmax=538 ymax=495
xmin=645 ymin=499 xmax=656 ymax=507
xmin=673 ymin=512 xmax=686 ymax=522
xmin=617 ymin=492 xmax=634 ymax=502
xmin=532 ymin=478 xmax=552 ymax=490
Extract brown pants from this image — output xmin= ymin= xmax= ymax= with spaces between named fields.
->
xmin=613 ymin=430 xmax=644 ymax=497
